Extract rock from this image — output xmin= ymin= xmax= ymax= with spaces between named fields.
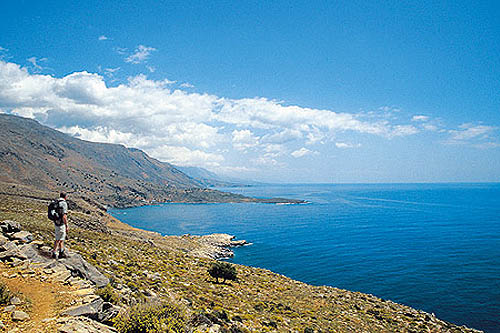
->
xmin=12 ymin=310 xmax=29 ymax=321
xmin=4 ymin=305 xmax=16 ymax=312
xmin=62 ymin=298 xmax=104 ymax=319
xmin=31 ymin=240 xmax=44 ymax=248
xmin=191 ymin=234 xmax=250 ymax=259
xmin=58 ymin=316 xmax=117 ymax=333
xmin=10 ymin=296 xmax=22 ymax=305
xmin=59 ymin=253 xmax=109 ymax=287
xmin=51 ymin=269 xmax=72 ymax=283
xmin=71 ymin=288 xmax=95 ymax=297
xmin=0 ymin=250 xmax=28 ymax=261
xmin=11 ymin=231 xmax=33 ymax=243
xmin=209 ymin=324 xmax=221 ymax=333
xmin=18 ymin=243 xmax=52 ymax=263
xmin=97 ymin=302 xmax=121 ymax=325
xmin=1 ymin=242 xmax=19 ymax=253
xmin=0 ymin=235 xmax=9 ymax=246
xmin=0 ymin=220 xmax=21 ymax=234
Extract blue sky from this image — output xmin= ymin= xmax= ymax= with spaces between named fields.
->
xmin=1 ymin=0 xmax=499 ymax=183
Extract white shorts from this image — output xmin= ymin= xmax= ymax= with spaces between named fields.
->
xmin=55 ymin=224 xmax=66 ymax=241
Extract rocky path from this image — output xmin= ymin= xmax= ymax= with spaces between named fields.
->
xmin=0 ymin=220 xmax=119 ymax=332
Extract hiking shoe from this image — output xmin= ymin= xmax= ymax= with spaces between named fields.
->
xmin=52 ymin=251 xmax=58 ymax=259
xmin=58 ymin=251 xmax=67 ymax=259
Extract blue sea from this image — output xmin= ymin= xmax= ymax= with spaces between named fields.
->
xmin=109 ymin=183 xmax=500 ymax=332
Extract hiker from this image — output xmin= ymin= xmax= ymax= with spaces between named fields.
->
xmin=50 ymin=192 xmax=69 ymax=259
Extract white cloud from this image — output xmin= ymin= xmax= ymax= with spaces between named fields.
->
xmin=251 ymin=156 xmax=280 ymax=166
xmin=125 ymin=45 xmax=157 ymax=64
xmin=180 ymin=82 xmax=194 ymax=88
xmin=412 ymin=115 xmax=429 ymax=122
xmin=443 ymin=123 xmax=498 ymax=148
xmin=27 ymin=57 xmax=47 ymax=72
xmin=291 ymin=147 xmax=317 ymax=158
xmin=232 ymin=129 xmax=260 ymax=151
xmin=148 ymin=145 xmax=224 ymax=167
xmin=449 ymin=123 xmax=495 ymax=141
xmin=98 ymin=35 xmax=109 ymax=41
xmin=389 ymin=125 xmax=419 ymax=137
xmin=335 ymin=142 xmax=361 ymax=149
xmin=0 ymin=60 xmax=441 ymax=170
xmin=104 ymin=67 xmax=120 ymax=74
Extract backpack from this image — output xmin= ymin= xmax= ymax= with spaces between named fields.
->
xmin=48 ymin=200 xmax=65 ymax=226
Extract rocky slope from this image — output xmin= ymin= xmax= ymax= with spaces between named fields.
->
xmin=0 ymin=114 xmax=302 ymax=208
xmin=0 ymin=190 xmax=483 ymax=332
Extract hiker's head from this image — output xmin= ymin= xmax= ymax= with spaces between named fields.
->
xmin=59 ymin=192 xmax=67 ymax=199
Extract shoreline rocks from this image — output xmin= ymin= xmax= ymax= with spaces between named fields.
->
xmin=187 ymin=233 xmax=250 ymax=259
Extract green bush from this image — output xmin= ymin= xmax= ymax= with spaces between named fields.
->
xmin=208 ymin=261 xmax=237 ymax=284
xmin=113 ymin=302 xmax=185 ymax=333
xmin=0 ymin=282 xmax=10 ymax=304
xmin=96 ymin=283 xmax=120 ymax=304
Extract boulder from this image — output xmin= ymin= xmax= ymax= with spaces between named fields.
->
xmin=11 ymin=231 xmax=33 ymax=243
xmin=0 ymin=220 xmax=21 ymax=234
xmin=18 ymin=243 xmax=52 ymax=263
xmin=59 ymin=253 xmax=109 ymax=288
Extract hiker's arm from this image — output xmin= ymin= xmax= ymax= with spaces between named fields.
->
xmin=63 ymin=214 xmax=68 ymax=231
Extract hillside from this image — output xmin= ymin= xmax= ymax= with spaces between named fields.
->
xmin=0 ymin=189 xmax=482 ymax=332
xmin=0 ymin=114 xmax=300 ymax=208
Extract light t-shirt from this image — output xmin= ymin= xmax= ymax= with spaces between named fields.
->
xmin=58 ymin=198 xmax=68 ymax=215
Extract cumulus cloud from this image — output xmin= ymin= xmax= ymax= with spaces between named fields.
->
xmin=125 ymin=45 xmax=156 ymax=64
xmin=335 ymin=142 xmax=361 ymax=149
xmin=412 ymin=115 xmax=429 ymax=122
xmin=0 ymin=60 xmax=432 ymax=169
xmin=148 ymin=145 xmax=224 ymax=167
xmin=180 ymin=83 xmax=194 ymax=88
xmin=98 ymin=35 xmax=109 ymax=41
xmin=232 ymin=129 xmax=260 ymax=151
xmin=291 ymin=147 xmax=317 ymax=158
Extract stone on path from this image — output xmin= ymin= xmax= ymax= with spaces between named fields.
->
xmin=12 ymin=310 xmax=29 ymax=321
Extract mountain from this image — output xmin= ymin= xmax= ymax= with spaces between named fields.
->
xmin=174 ymin=166 xmax=241 ymax=187
xmin=0 ymin=114 xmax=298 ymax=207
xmin=175 ymin=165 xmax=264 ymax=188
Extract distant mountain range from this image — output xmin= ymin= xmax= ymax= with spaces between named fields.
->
xmin=174 ymin=165 xmax=260 ymax=188
xmin=0 ymin=114 xmax=298 ymax=207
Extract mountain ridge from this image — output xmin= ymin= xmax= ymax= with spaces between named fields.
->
xmin=0 ymin=114 xmax=301 ymax=208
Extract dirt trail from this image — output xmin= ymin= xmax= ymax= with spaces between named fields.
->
xmin=0 ymin=264 xmax=75 ymax=332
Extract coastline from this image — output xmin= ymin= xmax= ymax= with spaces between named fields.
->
xmin=0 ymin=182 xmax=487 ymax=332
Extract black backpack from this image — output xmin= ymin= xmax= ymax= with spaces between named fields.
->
xmin=48 ymin=200 xmax=64 ymax=226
